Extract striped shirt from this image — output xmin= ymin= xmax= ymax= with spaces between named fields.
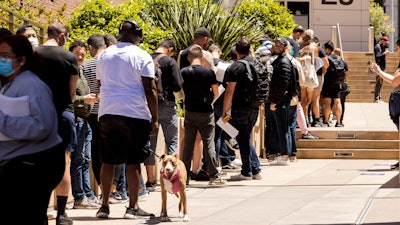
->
xmin=81 ymin=56 xmax=99 ymax=114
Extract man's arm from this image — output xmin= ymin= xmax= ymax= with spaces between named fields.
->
xmin=70 ymin=74 xmax=78 ymax=101
xmin=222 ymin=81 xmax=236 ymax=123
xmin=142 ymin=76 xmax=159 ymax=135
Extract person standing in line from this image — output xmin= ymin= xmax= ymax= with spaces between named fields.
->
xmin=95 ymin=20 xmax=158 ymax=219
xmin=265 ymin=38 xmax=297 ymax=166
xmin=69 ymin=40 xmax=101 ymax=209
xmin=334 ymin=48 xmax=350 ymax=126
xmin=144 ymin=38 xmax=183 ymax=191
xmin=82 ymin=34 xmax=126 ymax=203
xmin=34 ymin=20 xmax=79 ymax=225
xmin=178 ymin=27 xmax=215 ymax=181
xmin=0 ymin=34 xmax=65 ymax=225
xmin=180 ymin=44 xmax=225 ymax=186
xmin=320 ymin=41 xmax=343 ymax=127
xmin=373 ymin=36 xmax=390 ymax=103
xmin=222 ymin=37 xmax=262 ymax=180
xmin=370 ymin=38 xmax=400 ymax=169
xmin=208 ymin=43 xmax=240 ymax=171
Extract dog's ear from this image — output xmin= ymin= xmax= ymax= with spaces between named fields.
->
xmin=172 ymin=153 xmax=180 ymax=159
xmin=160 ymin=154 xmax=167 ymax=159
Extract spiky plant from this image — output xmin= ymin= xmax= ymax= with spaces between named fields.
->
xmin=143 ymin=0 xmax=264 ymax=59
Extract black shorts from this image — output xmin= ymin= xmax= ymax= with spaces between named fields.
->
xmin=321 ymin=83 xmax=341 ymax=99
xmin=99 ymin=114 xmax=151 ymax=165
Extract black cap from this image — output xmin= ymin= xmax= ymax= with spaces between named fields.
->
xmin=274 ymin=37 xmax=288 ymax=46
xmin=16 ymin=24 xmax=35 ymax=35
xmin=194 ymin=27 xmax=211 ymax=38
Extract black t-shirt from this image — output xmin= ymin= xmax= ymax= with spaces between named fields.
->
xmin=151 ymin=52 xmax=183 ymax=102
xmin=181 ymin=64 xmax=217 ymax=113
xmin=316 ymin=47 xmax=327 ymax=75
xmin=179 ymin=47 xmax=191 ymax=70
xmin=224 ymin=55 xmax=254 ymax=110
xmin=35 ymin=46 xmax=79 ymax=116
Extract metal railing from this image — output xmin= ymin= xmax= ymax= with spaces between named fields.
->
xmin=0 ymin=5 xmax=45 ymax=44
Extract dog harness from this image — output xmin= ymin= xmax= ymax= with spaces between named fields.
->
xmin=160 ymin=168 xmax=181 ymax=194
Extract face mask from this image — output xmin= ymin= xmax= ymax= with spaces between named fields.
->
xmin=0 ymin=58 xmax=22 ymax=77
xmin=28 ymin=37 xmax=39 ymax=47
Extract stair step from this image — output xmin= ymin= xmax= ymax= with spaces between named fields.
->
xmin=297 ymin=148 xmax=398 ymax=159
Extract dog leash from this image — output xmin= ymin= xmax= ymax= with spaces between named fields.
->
xmin=144 ymin=140 xmax=162 ymax=160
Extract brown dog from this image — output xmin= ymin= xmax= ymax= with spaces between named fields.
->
xmin=160 ymin=153 xmax=189 ymax=222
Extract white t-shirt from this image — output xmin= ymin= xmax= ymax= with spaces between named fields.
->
xmin=96 ymin=42 xmax=155 ymax=121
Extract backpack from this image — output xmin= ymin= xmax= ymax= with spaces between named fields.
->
xmin=238 ymin=58 xmax=271 ymax=108
xmin=326 ymin=55 xmax=345 ymax=84
xmin=153 ymin=53 xmax=168 ymax=101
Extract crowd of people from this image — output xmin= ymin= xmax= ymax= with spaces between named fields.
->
xmin=2 ymin=19 xmax=397 ymax=225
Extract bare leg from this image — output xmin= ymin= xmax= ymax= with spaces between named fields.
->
xmin=126 ymin=164 xmax=141 ymax=209
xmin=99 ymin=163 xmax=115 ymax=206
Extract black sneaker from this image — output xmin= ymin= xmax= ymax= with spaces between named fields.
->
xmin=124 ymin=207 xmax=155 ymax=219
xmin=96 ymin=205 xmax=110 ymax=218
xmin=390 ymin=162 xmax=399 ymax=170
xmin=56 ymin=213 xmax=73 ymax=225
xmin=335 ymin=123 xmax=344 ymax=127
xmin=221 ymin=164 xmax=241 ymax=172
xmin=190 ymin=169 xmax=210 ymax=181
xmin=301 ymin=133 xmax=319 ymax=140
xmin=145 ymin=181 xmax=157 ymax=192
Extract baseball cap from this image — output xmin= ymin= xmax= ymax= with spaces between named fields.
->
xmin=381 ymin=36 xmax=389 ymax=43
xmin=194 ymin=27 xmax=211 ymax=38
xmin=16 ymin=24 xmax=35 ymax=35
xmin=274 ymin=37 xmax=288 ymax=46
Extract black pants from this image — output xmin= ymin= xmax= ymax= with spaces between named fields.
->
xmin=0 ymin=145 xmax=65 ymax=225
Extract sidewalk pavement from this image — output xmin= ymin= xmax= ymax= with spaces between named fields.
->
xmin=47 ymin=103 xmax=400 ymax=225
xmin=48 ymin=158 xmax=400 ymax=225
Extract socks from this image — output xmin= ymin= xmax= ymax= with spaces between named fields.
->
xmin=56 ymin=196 xmax=68 ymax=216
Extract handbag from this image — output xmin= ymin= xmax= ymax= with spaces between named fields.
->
xmin=340 ymin=82 xmax=351 ymax=96
xmin=301 ymin=55 xmax=319 ymax=88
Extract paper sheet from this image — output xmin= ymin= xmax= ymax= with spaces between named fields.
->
xmin=0 ymin=94 xmax=30 ymax=141
xmin=216 ymin=118 xmax=238 ymax=139
xmin=216 ymin=61 xmax=231 ymax=83
xmin=211 ymin=84 xmax=225 ymax=105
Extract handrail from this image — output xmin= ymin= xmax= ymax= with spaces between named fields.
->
xmin=0 ymin=5 xmax=45 ymax=44
xmin=336 ymin=22 xmax=344 ymax=60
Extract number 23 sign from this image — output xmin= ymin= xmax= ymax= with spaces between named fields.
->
xmin=322 ymin=0 xmax=353 ymax=5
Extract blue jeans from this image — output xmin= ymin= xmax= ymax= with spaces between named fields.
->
xmin=230 ymin=108 xmax=261 ymax=176
xmin=144 ymin=100 xmax=179 ymax=165
xmin=214 ymin=104 xmax=236 ymax=166
xmin=288 ymin=105 xmax=297 ymax=157
xmin=268 ymin=101 xmax=292 ymax=156
xmin=71 ymin=120 xmax=95 ymax=200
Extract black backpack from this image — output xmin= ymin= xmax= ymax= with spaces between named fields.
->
xmin=327 ymin=55 xmax=345 ymax=84
xmin=238 ymin=58 xmax=271 ymax=108
xmin=153 ymin=53 xmax=168 ymax=101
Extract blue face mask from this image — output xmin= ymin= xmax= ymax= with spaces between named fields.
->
xmin=0 ymin=58 xmax=15 ymax=77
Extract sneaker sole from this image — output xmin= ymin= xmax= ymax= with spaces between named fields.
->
xmin=96 ymin=213 xmax=109 ymax=219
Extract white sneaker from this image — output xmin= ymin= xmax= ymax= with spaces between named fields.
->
xmin=232 ymin=159 xmax=242 ymax=166
xmin=277 ymin=157 xmax=290 ymax=166
xmin=230 ymin=173 xmax=252 ymax=181
xmin=252 ymin=173 xmax=262 ymax=180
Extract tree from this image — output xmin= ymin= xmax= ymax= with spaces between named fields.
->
xmin=369 ymin=0 xmax=395 ymax=40
xmin=68 ymin=0 xmax=169 ymax=53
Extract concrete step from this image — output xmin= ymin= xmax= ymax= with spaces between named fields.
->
xmin=297 ymin=139 xmax=399 ymax=149
xmin=297 ymin=148 xmax=398 ymax=159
